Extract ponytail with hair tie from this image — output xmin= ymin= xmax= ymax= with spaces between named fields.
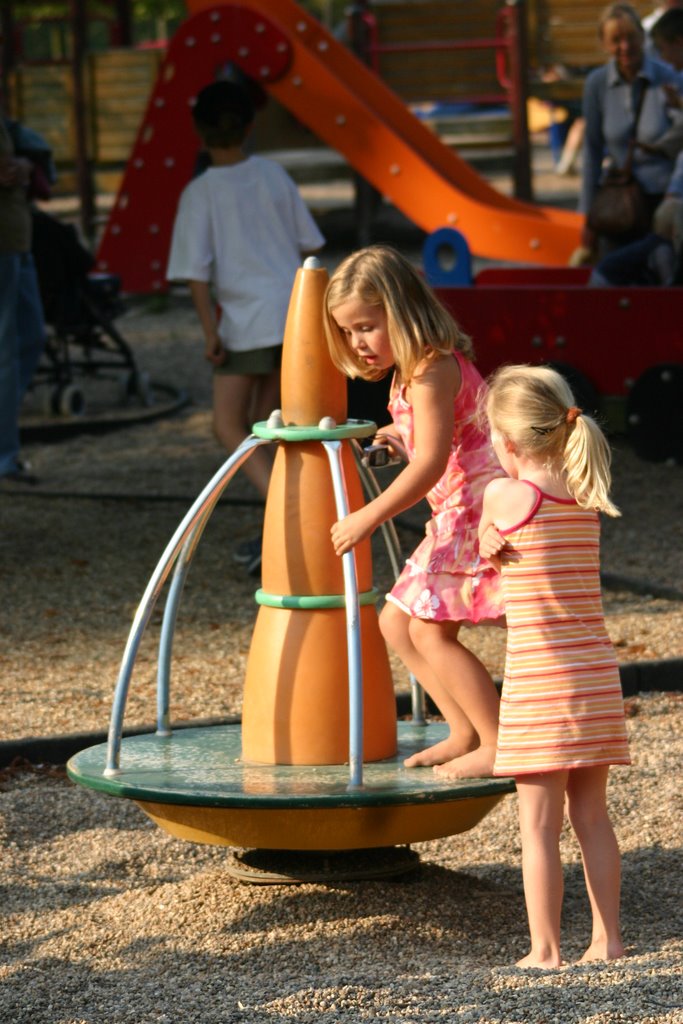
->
xmin=566 ymin=406 xmax=582 ymax=425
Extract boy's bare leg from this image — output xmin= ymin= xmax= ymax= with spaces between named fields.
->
xmin=250 ymin=367 xmax=281 ymax=425
xmin=213 ymin=373 xmax=273 ymax=499
xmin=379 ymin=604 xmax=478 ymax=766
xmin=514 ymin=772 xmax=567 ymax=968
xmin=566 ymin=765 xmax=626 ymax=963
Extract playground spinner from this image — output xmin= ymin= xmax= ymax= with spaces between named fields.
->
xmin=68 ymin=259 xmax=515 ymax=861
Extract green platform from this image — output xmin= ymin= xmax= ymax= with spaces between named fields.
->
xmin=68 ymin=723 xmax=516 ymax=851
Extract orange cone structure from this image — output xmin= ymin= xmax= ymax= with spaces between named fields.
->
xmin=241 ymin=261 xmax=397 ymax=765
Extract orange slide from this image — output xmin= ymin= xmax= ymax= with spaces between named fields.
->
xmin=97 ymin=0 xmax=582 ymax=291
xmin=186 ymin=0 xmax=581 ymax=262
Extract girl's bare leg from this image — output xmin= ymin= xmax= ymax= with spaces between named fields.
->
xmin=515 ymin=772 xmax=567 ymax=968
xmin=424 ymin=618 xmax=500 ymax=778
xmin=380 ymin=603 xmax=478 ymax=767
xmin=213 ymin=374 xmax=274 ymax=499
xmin=380 ymin=606 xmax=500 ymax=775
xmin=566 ymin=765 xmax=625 ymax=963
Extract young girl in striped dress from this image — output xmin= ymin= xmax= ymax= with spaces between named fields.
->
xmin=479 ymin=364 xmax=630 ymax=969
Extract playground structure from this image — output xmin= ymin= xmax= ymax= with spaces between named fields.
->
xmin=95 ymin=0 xmax=582 ymax=295
xmin=424 ymin=249 xmax=683 ymax=459
xmin=89 ymin=0 xmax=683 ymax=450
xmin=68 ymin=257 xmax=515 ymax=874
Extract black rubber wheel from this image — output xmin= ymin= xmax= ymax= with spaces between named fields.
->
xmin=626 ymin=363 xmax=683 ymax=463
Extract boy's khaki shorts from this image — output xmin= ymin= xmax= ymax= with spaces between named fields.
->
xmin=213 ymin=344 xmax=282 ymax=376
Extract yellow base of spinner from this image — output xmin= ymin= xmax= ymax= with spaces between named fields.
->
xmin=67 ymin=722 xmax=515 ymax=852
xmin=136 ymin=792 xmax=508 ymax=850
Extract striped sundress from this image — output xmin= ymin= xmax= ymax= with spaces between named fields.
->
xmin=493 ymin=482 xmax=630 ymax=777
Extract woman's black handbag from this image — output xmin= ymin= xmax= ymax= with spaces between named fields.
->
xmin=587 ymin=82 xmax=651 ymax=242
xmin=587 ymin=157 xmax=650 ymax=241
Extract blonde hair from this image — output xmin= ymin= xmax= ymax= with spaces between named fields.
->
xmin=486 ymin=365 xmax=620 ymax=517
xmin=598 ymin=2 xmax=644 ymax=40
xmin=323 ymin=244 xmax=473 ymax=384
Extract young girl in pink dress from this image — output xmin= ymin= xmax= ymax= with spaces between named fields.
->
xmin=323 ymin=245 xmax=505 ymax=779
xmin=479 ymin=364 xmax=629 ymax=968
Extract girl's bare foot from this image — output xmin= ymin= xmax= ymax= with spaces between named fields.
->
xmin=432 ymin=743 xmax=496 ymax=779
xmin=403 ymin=734 xmax=475 ymax=768
xmin=516 ymin=951 xmax=563 ymax=969
xmin=578 ymin=940 xmax=625 ymax=963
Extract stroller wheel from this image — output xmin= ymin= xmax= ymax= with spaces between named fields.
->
xmin=52 ymin=383 xmax=86 ymax=418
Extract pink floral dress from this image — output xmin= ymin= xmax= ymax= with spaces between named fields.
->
xmin=386 ymin=350 xmax=505 ymax=624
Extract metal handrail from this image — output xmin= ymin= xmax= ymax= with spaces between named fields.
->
xmin=104 ymin=435 xmax=272 ymax=775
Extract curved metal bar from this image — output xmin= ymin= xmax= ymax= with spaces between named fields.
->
xmin=352 ymin=439 xmax=427 ymax=725
xmin=156 ymin=488 xmax=235 ymax=736
xmin=156 ymin=537 xmax=194 ymax=736
xmin=353 ymin=440 xmax=404 ymax=579
xmin=409 ymin=675 xmax=427 ymax=726
xmin=105 ymin=435 xmax=273 ymax=775
xmin=322 ymin=440 xmax=364 ymax=789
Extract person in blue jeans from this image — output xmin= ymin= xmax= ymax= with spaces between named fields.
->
xmin=0 ymin=118 xmax=46 ymax=484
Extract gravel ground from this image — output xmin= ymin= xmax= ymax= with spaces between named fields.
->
xmin=1 ymin=248 xmax=682 ymax=1024
xmin=1 ymin=692 xmax=681 ymax=1024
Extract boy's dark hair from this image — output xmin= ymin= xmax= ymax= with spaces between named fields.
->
xmin=651 ymin=6 xmax=683 ymax=42
xmin=192 ymin=80 xmax=255 ymax=148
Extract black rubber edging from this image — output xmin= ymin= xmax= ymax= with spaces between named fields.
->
xmin=19 ymin=383 xmax=189 ymax=442
xmin=2 ymin=663 xmax=681 ymax=770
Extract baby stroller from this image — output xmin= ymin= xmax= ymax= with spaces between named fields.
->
xmin=30 ymin=209 xmax=152 ymax=416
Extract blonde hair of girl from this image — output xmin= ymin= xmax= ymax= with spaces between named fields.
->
xmin=323 ymin=244 xmax=473 ymax=384
xmin=486 ymin=364 xmax=621 ymax=517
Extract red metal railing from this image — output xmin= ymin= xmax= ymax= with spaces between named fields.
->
xmin=355 ymin=3 xmax=514 ymax=105
xmin=348 ymin=0 xmax=532 ymax=199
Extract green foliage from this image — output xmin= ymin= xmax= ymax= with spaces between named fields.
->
xmin=9 ymin=2 xmax=185 ymax=24
xmin=131 ymin=0 xmax=185 ymax=20
xmin=12 ymin=2 xmax=112 ymax=17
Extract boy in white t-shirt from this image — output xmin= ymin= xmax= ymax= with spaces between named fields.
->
xmin=167 ymin=81 xmax=324 ymax=571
